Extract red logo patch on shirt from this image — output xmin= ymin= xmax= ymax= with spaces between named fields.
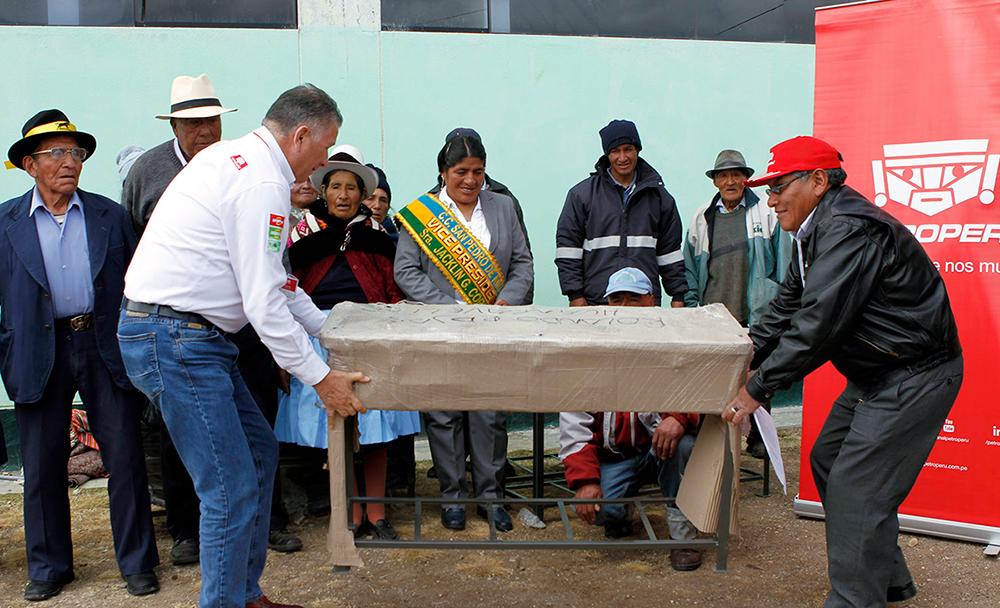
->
xmin=281 ymin=275 xmax=299 ymax=293
xmin=269 ymin=214 xmax=285 ymax=228
xmin=230 ymin=155 xmax=248 ymax=170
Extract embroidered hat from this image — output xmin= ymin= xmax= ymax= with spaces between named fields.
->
xmin=310 ymin=144 xmax=379 ymax=196
xmin=604 ymin=267 xmax=653 ymax=298
xmin=5 ymin=109 xmax=97 ymax=170
xmin=155 ymin=74 xmax=237 ymax=120
xmin=745 ymin=136 xmax=843 ymax=187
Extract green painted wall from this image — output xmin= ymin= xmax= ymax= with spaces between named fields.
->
xmin=0 ymin=24 xmax=814 ymax=405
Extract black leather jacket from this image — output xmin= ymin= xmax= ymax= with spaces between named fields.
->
xmin=746 ymin=185 xmax=960 ymax=402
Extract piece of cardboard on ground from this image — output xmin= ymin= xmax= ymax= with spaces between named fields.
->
xmin=320 ymin=303 xmax=752 ymax=565
xmin=677 ymin=414 xmax=741 ymax=536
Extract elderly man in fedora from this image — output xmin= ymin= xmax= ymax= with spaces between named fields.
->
xmin=122 ymin=74 xmax=303 ymax=567
xmin=0 ymin=110 xmax=159 ymax=601
xmin=682 ymin=149 xmax=789 ymax=458
xmin=122 ymin=73 xmax=237 ymax=237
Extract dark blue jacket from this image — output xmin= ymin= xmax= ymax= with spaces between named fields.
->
xmin=0 ymin=188 xmax=137 ymax=403
xmin=555 ymin=156 xmax=686 ymax=305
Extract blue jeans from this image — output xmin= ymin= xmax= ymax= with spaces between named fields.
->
xmin=117 ymin=310 xmax=277 ymax=608
xmin=598 ymin=435 xmax=697 ymax=540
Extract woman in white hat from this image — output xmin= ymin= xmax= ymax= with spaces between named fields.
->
xmin=275 ymin=145 xmax=418 ymax=540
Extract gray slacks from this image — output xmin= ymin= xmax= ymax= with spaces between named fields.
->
xmin=810 ymin=355 xmax=963 ymax=608
xmin=425 ymin=410 xmax=508 ymax=509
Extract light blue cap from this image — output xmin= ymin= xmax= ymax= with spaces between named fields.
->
xmin=604 ymin=267 xmax=653 ymax=298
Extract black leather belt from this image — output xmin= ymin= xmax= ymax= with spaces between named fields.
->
xmin=123 ymin=299 xmax=215 ymax=330
xmin=55 ymin=313 xmax=94 ymax=332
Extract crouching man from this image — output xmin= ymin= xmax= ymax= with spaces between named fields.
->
xmin=559 ymin=267 xmax=701 ymax=571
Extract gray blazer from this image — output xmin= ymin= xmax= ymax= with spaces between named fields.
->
xmin=395 ymin=190 xmax=534 ymax=305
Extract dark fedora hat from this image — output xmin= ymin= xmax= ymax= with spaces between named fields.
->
xmin=706 ymin=149 xmax=754 ymax=179
xmin=5 ymin=109 xmax=97 ymax=171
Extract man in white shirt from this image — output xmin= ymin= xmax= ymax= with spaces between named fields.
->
xmin=118 ymin=84 xmax=367 ymax=608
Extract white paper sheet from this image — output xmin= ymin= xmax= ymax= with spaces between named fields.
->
xmin=752 ymin=408 xmax=787 ymax=494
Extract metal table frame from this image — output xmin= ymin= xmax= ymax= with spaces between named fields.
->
xmin=337 ymin=419 xmax=735 ymax=572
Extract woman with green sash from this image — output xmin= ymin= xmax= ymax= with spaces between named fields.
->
xmin=395 ymin=135 xmax=534 ymax=532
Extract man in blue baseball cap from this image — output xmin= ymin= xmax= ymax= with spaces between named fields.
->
xmin=559 ymin=268 xmax=702 ymax=571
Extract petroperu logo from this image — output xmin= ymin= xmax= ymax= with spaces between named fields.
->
xmin=872 ymin=139 xmax=1000 ymax=244
xmin=230 ymin=155 xmax=248 ymax=170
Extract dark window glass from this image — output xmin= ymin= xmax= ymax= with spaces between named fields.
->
xmin=382 ymin=0 xmax=489 ymax=31
xmin=137 ymin=0 xmax=296 ymax=28
xmin=383 ymin=0 xmax=845 ymax=44
xmin=0 ymin=0 xmax=296 ymax=28
xmin=0 ymin=0 xmax=133 ymax=26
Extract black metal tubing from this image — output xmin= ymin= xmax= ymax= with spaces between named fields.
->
xmin=355 ymin=538 xmax=718 ymax=550
xmin=739 ymin=451 xmax=771 ymax=497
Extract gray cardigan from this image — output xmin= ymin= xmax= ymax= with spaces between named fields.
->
xmin=120 ymin=139 xmax=184 ymax=237
xmin=394 ymin=190 xmax=534 ymax=305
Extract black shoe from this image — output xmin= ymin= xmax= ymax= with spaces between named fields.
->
xmin=373 ymin=519 xmax=399 ymax=540
xmin=887 ymin=581 xmax=917 ymax=603
xmin=307 ymin=496 xmax=331 ymax=516
xmin=170 ymin=537 xmax=199 ymax=566
xmin=353 ymin=520 xmax=374 ymax=539
xmin=441 ymin=507 xmax=466 ymax=530
xmin=476 ymin=506 xmax=513 ymax=532
xmin=24 ymin=573 xmax=74 ymax=602
xmin=427 ymin=465 xmax=438 ymax=479
xmin=603 ymin=520 xmax=633 ymax=538
xmin=747 ymin=437 xmax=768 ymax=460
xmin=268 ymin=529 xmax=303 ymax=553
xmin=123 ymin=571 xmax=160 ymax=596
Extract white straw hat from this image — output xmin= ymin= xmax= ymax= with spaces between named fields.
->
xmin=155 ymin=74 xmax=237 ymax=120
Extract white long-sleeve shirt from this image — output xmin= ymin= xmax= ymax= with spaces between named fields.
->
xmin=124 ymin=127 xmax=330 ymax=385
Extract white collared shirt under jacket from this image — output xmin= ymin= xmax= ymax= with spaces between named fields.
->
xmin=124 ymin=127 xmax=330 ymax=385
xmin=439 ymin=186 xmax=491 ymax=249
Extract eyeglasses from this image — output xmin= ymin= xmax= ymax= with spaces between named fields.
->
xmin=765 ymin=172 xmax=808 ymax=196
xmin=31 ymin=147 xmax=88 ymax=162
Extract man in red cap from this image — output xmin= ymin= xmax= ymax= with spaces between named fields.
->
xmin=723 ymin=136 xmax=963 ymax=607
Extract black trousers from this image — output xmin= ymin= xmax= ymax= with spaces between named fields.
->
xmin=159 ymin=325 xmax=288 ymax=541
xmin=810 ymin=355 xmax=963 ymax=608
xmin=14 ymin=325 xmax=159 ymax=581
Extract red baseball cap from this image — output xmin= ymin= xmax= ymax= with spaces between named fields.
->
xmin=745 ymin=136 xmax=843 ymax=187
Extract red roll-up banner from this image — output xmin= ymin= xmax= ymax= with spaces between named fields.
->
xmin=798 ymin=0 xmax=1000 ymax=540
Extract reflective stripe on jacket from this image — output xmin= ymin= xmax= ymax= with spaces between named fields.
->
xmin=555 ymin=156 xmax=686 ymax=305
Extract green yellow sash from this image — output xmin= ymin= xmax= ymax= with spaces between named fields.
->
xmin=397 ymin=194 xmax=506 ymax=304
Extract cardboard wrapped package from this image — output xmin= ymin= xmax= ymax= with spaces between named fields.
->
xmin=322 ymin=302 xmax=751 ymax=414
xmin=320 ymin=302 xmax=751 ymax=565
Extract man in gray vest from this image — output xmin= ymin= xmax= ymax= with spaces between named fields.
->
xmin=122 ymin=74 xmax=302 ymax=566
xmin=682 ymin=149 xmax=788 ymax=458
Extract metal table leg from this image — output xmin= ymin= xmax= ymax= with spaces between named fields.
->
xmin=532 ymin=413 xmax=545 ymax=519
